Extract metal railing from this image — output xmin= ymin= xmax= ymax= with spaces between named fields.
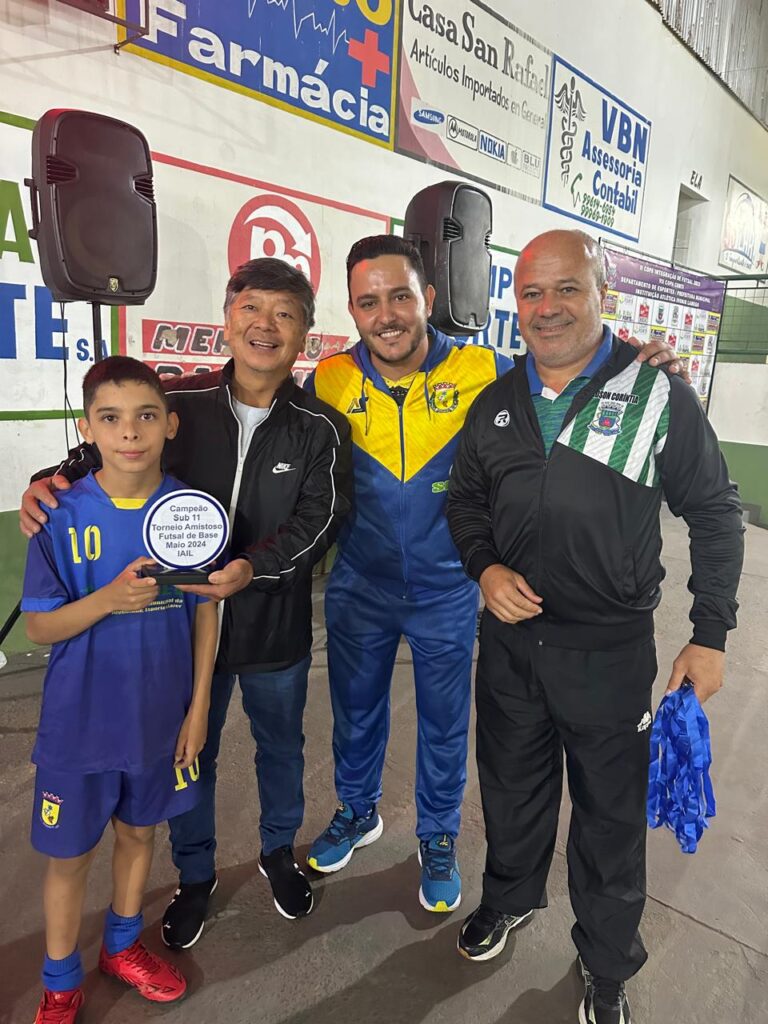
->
xmin=715 ymin=275 xmax=768 ymax=360
xmin=649 ymin=0 xmax=768 ymax=126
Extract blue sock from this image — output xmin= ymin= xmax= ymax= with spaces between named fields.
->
xmin=103 ymin=906 xmax=143 ymax=955
xmin=42 ymin=949 xmax=83 ymax=992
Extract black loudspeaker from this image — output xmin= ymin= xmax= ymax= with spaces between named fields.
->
xmin=404 ymin=181 xmax=492 ymax=335
xmin=28 ymin=109 xmax=157 ymax=305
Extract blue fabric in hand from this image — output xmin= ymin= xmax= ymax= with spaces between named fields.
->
xmin=647 ymin=682 xmax=716 ymax=854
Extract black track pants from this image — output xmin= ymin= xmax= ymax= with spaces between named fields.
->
xmin=475 ymin=612 xmax=656 ymax=981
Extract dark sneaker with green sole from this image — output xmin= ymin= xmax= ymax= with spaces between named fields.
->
xmin=578 ymin=958 xmax=632 ymax=1024
xmin=457 ymin=902 xmax=533 ymax=961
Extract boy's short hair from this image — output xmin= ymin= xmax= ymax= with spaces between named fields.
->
xmin=82 ymin=356 xmax=168 ymax=417
xmin=224 ymin=257 xmax=316 ymax=328
xmin=346 ymin=235 xmax=428 ymax=295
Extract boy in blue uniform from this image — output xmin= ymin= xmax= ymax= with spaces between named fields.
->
xmin=23 ymin=357 xmax=218 ymax=1024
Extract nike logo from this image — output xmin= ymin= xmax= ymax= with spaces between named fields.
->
xmin=272 ymin=463 xmax=296 ymax=474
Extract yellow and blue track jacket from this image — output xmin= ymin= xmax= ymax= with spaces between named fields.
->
xmin=307 ymin=328 xmax=512 ymax=595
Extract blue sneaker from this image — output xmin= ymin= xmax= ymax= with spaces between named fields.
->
xmin=418 ymin=834 xmax=461 ymax=912
xmin=307 ymin=803 xmax=383 ymax=873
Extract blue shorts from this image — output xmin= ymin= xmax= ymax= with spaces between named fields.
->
xmin=31 ymin=756 xmax=202 ymax=858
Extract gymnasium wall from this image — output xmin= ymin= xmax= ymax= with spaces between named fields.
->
xmin=1 ymin=0 xmax=767 ymax=650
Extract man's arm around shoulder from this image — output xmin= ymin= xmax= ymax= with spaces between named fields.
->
xmin=19 ymin=372 xmax=213 ymax=538
xmin=20 ymin=443 xmax=103 ymax=538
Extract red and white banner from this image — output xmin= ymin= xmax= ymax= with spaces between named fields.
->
xmin=121 ymin=152 xmax=390 ymax=379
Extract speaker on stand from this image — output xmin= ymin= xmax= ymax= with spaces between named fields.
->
xmin=404 ymin=181 xmax=493 ymax=336
xmin=26 ymin=108 xmax=158 ymax=360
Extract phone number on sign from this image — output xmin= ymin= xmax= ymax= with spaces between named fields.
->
xmin=580 ymin=195 xmax=615 ymax=228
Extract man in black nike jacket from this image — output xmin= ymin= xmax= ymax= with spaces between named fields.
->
xmin=446 ymin=230 xmax=743 ymax=1024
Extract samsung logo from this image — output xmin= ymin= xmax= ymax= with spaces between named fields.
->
xmin=414 ymin=107 xmax=445 ymax=125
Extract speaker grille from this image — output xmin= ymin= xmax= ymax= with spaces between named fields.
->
xmin=46 ymin=156 xmax=77 ymax=184
xmin=442 ymin=217 xmax=462 ymax=241
xmin=32 ymin=109 xmax=157 ymax=303
xmin=134 ymin=174 xmax=155 ymax=202
xmin=403 ymin=181 xmax=492 ymax=334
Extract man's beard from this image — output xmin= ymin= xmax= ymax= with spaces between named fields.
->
xmin=366 ymin=324 xmax=426 ymax=365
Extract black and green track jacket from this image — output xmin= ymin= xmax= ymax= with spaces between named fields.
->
xmin=446 ymin=336 xmax=744 ymax=651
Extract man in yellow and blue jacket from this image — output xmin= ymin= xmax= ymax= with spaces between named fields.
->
xmin=304 ymin=235 xmax=512 ymax=912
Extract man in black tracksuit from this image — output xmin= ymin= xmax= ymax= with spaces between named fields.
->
xmin=446 ymin=230 xmax=743 ymax=1024
xmin=20 ymin=259 xmax=353 ymax=940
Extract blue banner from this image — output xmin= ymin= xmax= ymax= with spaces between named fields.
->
xmin=124 ymin=1 xmax=397 ymax=146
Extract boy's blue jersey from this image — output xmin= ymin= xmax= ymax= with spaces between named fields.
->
xmin=22 ymin=472 xmax=204 ymax=774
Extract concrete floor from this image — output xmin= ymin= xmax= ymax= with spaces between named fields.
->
xmin=1 ymin=507 xmax=767 ymax=1023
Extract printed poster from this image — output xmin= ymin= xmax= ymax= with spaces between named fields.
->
xmin=719 ymin=175 xmax=768 ymax=274
xmin=0 ymin=108 xmax=389 ymax=509
xmin=397 ymin=1 xmax=551 ymax=202
xmin=543 ymin=55 xmax=651 ymax=242
xmin=602 ymin=246 xmax=726 ymax=409
xmin=121 ymin=0 xmax=398 ymax=147
xmin=127 ymin=152 xmax=389 ymax=383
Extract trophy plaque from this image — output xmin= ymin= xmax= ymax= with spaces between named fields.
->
xmin=141 ymin=489 xmax=229 ymax=585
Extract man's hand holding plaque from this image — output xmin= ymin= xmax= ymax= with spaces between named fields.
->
xmin=176 ymin=557 xmax=255 ymax=601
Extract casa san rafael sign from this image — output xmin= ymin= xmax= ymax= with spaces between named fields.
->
xmin=397 ymin=0 xmax=551 ymax=203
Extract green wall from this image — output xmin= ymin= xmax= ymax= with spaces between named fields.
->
xmin=0 ymin=508 xmax=32 ymax=654
xmin=720 ymin=440 xmax=768 ymax=526
xmin=717 ymin=292 xmax=768 ymax=363
xmin=715 ymin=290 xmax=768 ymax=522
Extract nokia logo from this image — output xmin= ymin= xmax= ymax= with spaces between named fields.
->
xmin=479 ymin=131 xmax=507 ymax=163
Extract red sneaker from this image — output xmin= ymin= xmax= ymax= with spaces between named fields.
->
xmin=98 ymin=940 xmax=186 ymax=1003
xmin=33 ymin=987 xmax=84 ymax=1023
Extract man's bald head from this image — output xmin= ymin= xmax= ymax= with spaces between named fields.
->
xmin=513 ymin=229 xmax=609 ymax=375
xmin=515 ymin=230 xmax=606 ymax=291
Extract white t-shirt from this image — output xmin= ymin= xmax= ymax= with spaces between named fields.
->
xmin=232 ymin=398 xmax=270 ymax=457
